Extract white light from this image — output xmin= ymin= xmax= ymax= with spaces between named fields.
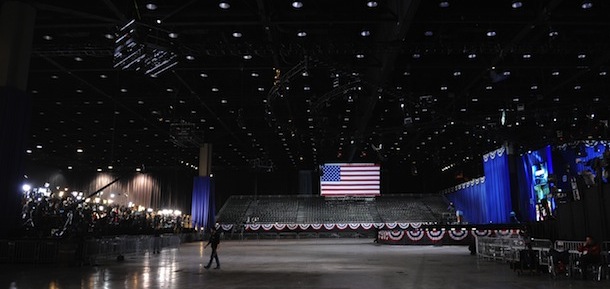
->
xmin=468 ymin=53 xmax=476 ymax=59
xmin=76 ymin=148 xmax=83 ymax=153
xmin=356 ymin=54 xmax=364 ymax=59
xmin=168 ymin=32 xmax=178 ymax=38
xmin=219 ymin=1 xmax=230 ymax=9
xmin=511 ymin=1 xmax=522 ymax=8
xmin=212 ymin=87 xmax=219 ymax=92
xmin=578 ymin=54 xmax=586 ymax=59
xmin=522 ymin=53 xmax=531 ymax=59
xmin=36 ymin=145 xmax=42 ymax=149
xmin=22 ymin=184 xmax=31 ymax=192
xmin=297 ymin=31 xmax=307 ymax=37
xmin=360 ymin=30 xmax=370 ymax=37
xmin=439 ymin=1 xmax=449 ymax=8
xmin=424 ymin=31 xmax=433 ymax=36
xmin=136 ymin=167 xmax=141 ymax=172
xmin=186 ymin=55 xmax=195 ymax=60
xmin=67 ymin=166 xmax=73 ymax=170
xmin=200 ymin=73 xmax=208 ymax=78
xmin=292 ymin=1 xmax=303 ymax=8
xmin=412 ymin=53 xmax=421 ymax=59
xmin=453 ymin=71 xmax=461 ymax=76
xmin=242 ymin=54 xmax=252 ymax=60
xmin=232 ymin=31 xmax=242 ymax=38
xmin=97 ymin=168 xmax=102 ymax=172
xmin=74 ymin=57 xmax=83 ymax=62
xmin=367 ymin=1 xmax=378 ymax=8
xmin=43 ymin=35 xmax=53 ymax=40
xmin=146 ymin=3 xmax=157 ymax=10
xmin=110 ymin=193 xmax=115 ymax=198
xmin=552 ymin=71 xmax=560 ymax=76
xmin=486 ymin=31 xmax=496 ymax=37
xmin=108 ymin=165 xmax=113 ymax=169
xmin=581 ymin=2 xmax=592 ymax=9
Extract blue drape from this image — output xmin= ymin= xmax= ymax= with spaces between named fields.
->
xmin=446 ymin=178 xmax=487 ymax=224
xmin=483 ymin=147 xmax=512 ymax=223
xmin=191 ymin=176 xmax=215 ymax=230
xmin=517 ymin=146 xmax=553 ymax=222
xmin=555 ymin=142 xmax=606 ymax=177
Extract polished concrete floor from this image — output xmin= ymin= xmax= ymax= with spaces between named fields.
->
xmin=1 ymin=238 xmax=607 ymax=289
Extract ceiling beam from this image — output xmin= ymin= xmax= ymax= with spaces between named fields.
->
xmin=101 ymin=0 xmax=126 ymax=22
xmin=347 ymin=0 xmax=421 ymax=162
xmin=33 ymin=2 xmax=121 ymax=24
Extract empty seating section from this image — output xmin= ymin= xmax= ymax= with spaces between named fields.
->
xmin=215 ymin=196 xmax=254 ymax=224
xmin=217 ymin=194 xmax=451 ymax=225
xmin=251 ymin=196 xmax=300 ymax=223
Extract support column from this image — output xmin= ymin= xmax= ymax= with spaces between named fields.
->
xmin=198 ymin=143 xmax=212 ymax=177
xmin=191 ymin=144 xmax=215 ymax=231
xmin=0 ymin=1 xmax=36 ymax=238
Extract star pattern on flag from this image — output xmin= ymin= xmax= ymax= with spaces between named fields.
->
xmin=322 ymin=165 xmax=340 ymax=182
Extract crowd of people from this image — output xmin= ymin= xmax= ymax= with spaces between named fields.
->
xmin=21 ymin=186 xmax=186 ymax=238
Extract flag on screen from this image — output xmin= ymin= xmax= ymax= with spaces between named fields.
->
xmin=320 ymin=163 xmax=380 ymax=196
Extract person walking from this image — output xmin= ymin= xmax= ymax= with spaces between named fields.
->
xmin=204 ymin=227 xmax=221 ymax=269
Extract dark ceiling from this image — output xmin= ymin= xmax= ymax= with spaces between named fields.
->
xmin=21 ymin=0 xmax=610 ymax=179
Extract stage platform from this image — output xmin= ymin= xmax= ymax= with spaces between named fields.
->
xmin=0 ymin=239 xmax=607 ymax=289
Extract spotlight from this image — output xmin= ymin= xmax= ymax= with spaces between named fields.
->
xmin=219 ymin=1 xmax=230 ymax=9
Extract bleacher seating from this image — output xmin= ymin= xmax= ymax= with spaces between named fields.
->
xmin=216 ymin=194 xmax=450 ymax=225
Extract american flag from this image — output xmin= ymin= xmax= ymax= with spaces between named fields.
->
xmin=320 ymin=163 xmax=380 ymax=196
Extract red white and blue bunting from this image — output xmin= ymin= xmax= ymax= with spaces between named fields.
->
xmin=426 ymin=230 xmax=445 ymax=241
xmin=447 ymin=229 xmax=469 ymax=240
xmin=406 ymin=230 xmax=425 ymax=241
xmin=220 ymin=224 xmax=234 ymax=231
xmin=240 ymin=222 xmax=435 ymax=232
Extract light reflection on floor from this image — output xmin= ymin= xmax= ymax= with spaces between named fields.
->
xmin=1 ymin=239 xmax=608 ymax=289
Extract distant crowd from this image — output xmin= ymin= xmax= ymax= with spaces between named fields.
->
xmin=21 ymin=191 xmax=185 ymax=238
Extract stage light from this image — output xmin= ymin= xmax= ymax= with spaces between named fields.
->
xmin=511 ymin=1 xmax=522 ymax=9
xmin=219 ymin=1 xmax=230 ymax=9
xmin=22 ymin=184 xmax=31 ymax=192
xmin=292 ymin=1 xmax=303 ymax=8
xmin=145 ymin=2 xmax=158 ymax=10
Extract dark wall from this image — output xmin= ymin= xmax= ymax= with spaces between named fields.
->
xmin=553 ymin=184 xmax=609 ymax=241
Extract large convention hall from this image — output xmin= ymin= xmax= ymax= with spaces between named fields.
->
xmin=1 ymin=0 xmax=610 ymax=288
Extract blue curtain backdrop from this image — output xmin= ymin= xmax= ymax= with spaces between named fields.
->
xmin=517 ymin=146 xmax=554 ymax=222
xmin=445 ymin=178 xmax=487 ymax=224
xmin=555 ymin=141 xmax=607 ymax=178
xmin=482 ymin=147 xmax=512 ymax=223
xmin=191 ymin=176 xmax=215 ymax=230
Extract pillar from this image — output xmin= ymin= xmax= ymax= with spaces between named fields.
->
xmin=198 ymin=143 xmax=212 ymax=177
xmin=191 ymin=144 xmax=215 ymax=230
xmin=0 ymin=1 xmax=36 ymax=238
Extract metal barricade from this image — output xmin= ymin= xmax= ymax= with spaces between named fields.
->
xmin=476 ymin=236 xmax=525 ymax=261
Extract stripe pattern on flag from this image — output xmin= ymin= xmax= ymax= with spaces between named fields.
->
xmin=320 ymin=163 xmax=380 ymax=196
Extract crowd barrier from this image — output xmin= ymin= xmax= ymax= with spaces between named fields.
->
xmin=0 ymin=235 xmax=181 ymax=265
xmin=476 ymin=235 xmax=610 ymax=281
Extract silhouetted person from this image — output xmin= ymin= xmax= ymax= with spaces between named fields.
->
xmin=577 ymin=236 xmax=601 ymax=279
xmin=204 ymin=227 xmax=221 ymax=269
